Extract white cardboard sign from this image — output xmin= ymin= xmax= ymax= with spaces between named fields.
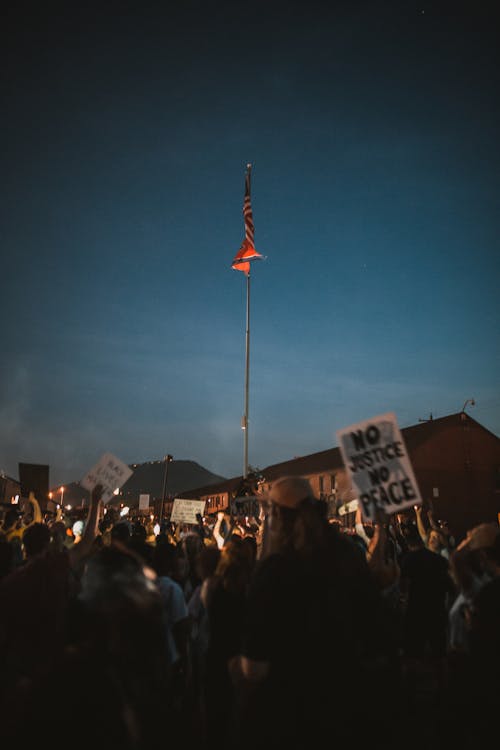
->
xmin=336 ymin=412 xmax=422 ymax=522
xmin=80 ymin=452 xmax=133 ymax=504
xmin=170 ymin=498 xmax=206 ymax=524
xmin=139 ymin=494 xmax=150 ymax=510
xmin=338 ymin=499 xmax=359 ymax=516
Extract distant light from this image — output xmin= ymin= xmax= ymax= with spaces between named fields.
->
xmin=66 ymin=505 xmax=72 ymax=510
xmin=113 ymin=488 xmax=120 ymax=496
xmin=153 ymin=523 xmax=160 ymax=536
xmin=13 ymin=495 xmax=19 ymax=504
xmin=120 ymin=506 xmax=130 ymax=517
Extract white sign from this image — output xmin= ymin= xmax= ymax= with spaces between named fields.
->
xmin=338 ymin=499 xmax=359 ymax=516
xmin=139 ymin=494 xmax=150 ymax=510
xmin=336 ymin=412 xmax=423 ymax=522
xmin=80 ymin=452 xmax=133 ymax=504
xmin=170 ymin=498 xmax=206 ymax=524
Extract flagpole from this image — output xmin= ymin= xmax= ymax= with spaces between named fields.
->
xmin=243 ymin=269 xmax=250 ymax=478
xmin=232 ymin=162 xmax=261 ymax=481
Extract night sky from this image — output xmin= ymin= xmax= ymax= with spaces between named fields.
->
xmin=2 ymin=1 xmax=499 ymax=489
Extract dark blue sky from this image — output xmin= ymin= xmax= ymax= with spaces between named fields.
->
xmin=2 ymin=1 xmax=499 ymax=488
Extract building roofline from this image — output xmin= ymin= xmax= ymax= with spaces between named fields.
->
xmin=180 ymin=411 xmax=498 ymax=499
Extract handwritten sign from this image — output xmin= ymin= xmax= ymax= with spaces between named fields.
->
xmin=231 ymin=496 xmax=260 ymax=517
xmin=170 ymin=498 xmax=206 ymax=524
xmin=139 ymin=494 xmax=150 ymax=510
xmin=336 ymin=412 xmax=422 ymax=522
xmin=338 ymin=499 xmax=359 ymax=516
xmin=80 ymin=452 xmax=133 ymax=504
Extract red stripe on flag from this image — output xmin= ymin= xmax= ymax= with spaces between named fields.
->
xmin=232 ymin=165 xmax=263 ymax=274
xmin=243 ymin=168 xmax=255 ymax=246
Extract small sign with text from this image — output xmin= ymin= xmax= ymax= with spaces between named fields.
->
xmin=170 ymin=498 xmax=206 ymax=524
xmin=80 ymin=452 xmax=133 ymax=504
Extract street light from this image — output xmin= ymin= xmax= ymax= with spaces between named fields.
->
xmin=159 ymin=455 xmax=173 ymax=525
xmin=60 ymin=486 xmax=65 ymax=506
xmin=461 ymin=398 xmax=475 ymax=412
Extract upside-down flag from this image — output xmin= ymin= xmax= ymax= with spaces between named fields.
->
xmin=232 ymin=164 xmax=263 ymax=274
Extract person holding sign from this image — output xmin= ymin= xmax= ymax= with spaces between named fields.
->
xmin=229 ymin=475 xmax=401 ymax=750
xmin=355 ymin=505 xmax=401 ymax=597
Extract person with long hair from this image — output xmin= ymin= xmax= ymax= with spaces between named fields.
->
xmin=230 ymin=475 xmax=401 ymax=750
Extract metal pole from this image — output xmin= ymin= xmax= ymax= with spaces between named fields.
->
xmin=243 ymin=271 xmax=250 ymax=479
xmin=159 ymin=454 xmax=172 ymax=525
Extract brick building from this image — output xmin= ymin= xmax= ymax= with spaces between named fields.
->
xmin=181 ymin=412 xmax=500 ymax=543
xmin=0 ymin=473 xmax=21 ymax=505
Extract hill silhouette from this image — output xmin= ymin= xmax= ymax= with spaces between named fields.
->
xmin=50 ymin=459 xmax=226 ymax=508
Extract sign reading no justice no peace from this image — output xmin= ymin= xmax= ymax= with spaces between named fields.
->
xmin=336 ymin=412 xmax=423 ymax=522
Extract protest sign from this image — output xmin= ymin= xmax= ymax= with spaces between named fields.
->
xmin=80 ymin=452 xmax=133 ymax=504
xmin=231 ymin=496 xmax=260 ymax=517
xmin=336 ymin=412 xmax=422 ymax=522
xmin=338 ymin=499 xmax=359 ymax=516
xmin=139 ymin=494 xmax=150 ymax=511
xmin=170 ymin=498 xmax=206 ymax=524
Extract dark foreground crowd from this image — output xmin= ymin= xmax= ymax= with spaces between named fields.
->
xmin=0 ymin=478 xmax=499 ymax=750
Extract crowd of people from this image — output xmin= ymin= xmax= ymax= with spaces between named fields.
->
xmin=0 ymin=479 xmax=499 ymax=750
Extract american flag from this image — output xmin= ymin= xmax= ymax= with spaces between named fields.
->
xmin=232 ymin=164 xmax=263 ymax=274
xmin=243 ymin=165 xmax=254 ymax=246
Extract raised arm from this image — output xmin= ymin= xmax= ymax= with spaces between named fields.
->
xmin=213 ymin=512 xmax=225 ymax=550
xmin=414 ymin=505 xmax=429 ymax=545
xmin=355 ymin=506 xmax=372 ymax=549
xmin=367 ymin=511 xmax=400 ymax=591
xmin=427 ymin=509 xmax=440 ymax=532
xmin=68 ymin=484 xmax=103 ymax=569
xmin=31 ymin=494 xmax=43 ymax=523
xmin=22 ymin=492 xmax=43 ymax=530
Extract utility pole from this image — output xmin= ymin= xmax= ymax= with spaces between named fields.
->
xmin=159 ymin=454 xmax=173 ymax=526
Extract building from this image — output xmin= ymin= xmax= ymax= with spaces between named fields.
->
xmin=0 ymin=473 xmax=21 ymax=505
xmin=180 ymin=412 xmax=500 ymax=543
